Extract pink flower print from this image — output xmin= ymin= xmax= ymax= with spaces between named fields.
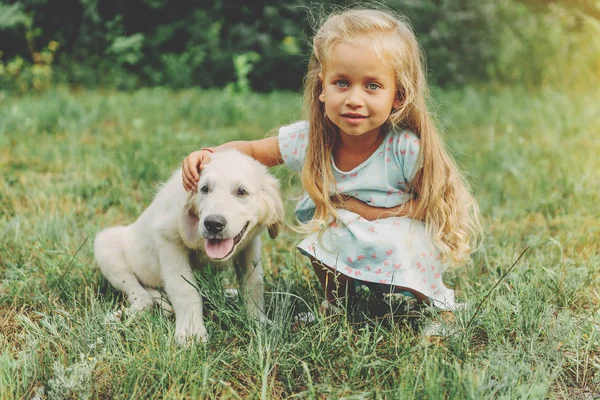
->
xmin=435 ymin=255 xmax=441 ymax=261
xmin=416 ymin=262 xmax=421 ymax=267
xmin=387 ymin=189 xmax=394 ymax=196
xmin=430 ymin=265 xmax=435 ymax=271
xmin=400 ymin=149 xmax=406 ymax=155
xmin=388 ymin=137 xmax=394 ymax=144
xmin=337 ymin=185 xmax=344 ymax=192
xmin=347 ymin=257 xmax=353 ymax=264
xmin=386 ymin=272 xmax=391 ymax=277
xmin=307 ymin=244 xmax=315 ymax=253
xmin=393 ymin=263 xmax=402 ymax=269
xmin=365 ymin=265 xmax=372 ymax=271
xmin=372 ymin=253 xmax=377 ymax=259
xmin=283 ymin=155 xmax=288 ymax=160
xmin=357 ymin=255 xmax=366 ymax=261
xmin=350 ymin=172 xmax=357 ymax=178
xmin=386 ymin=157 xmax=391 ymax=163
xmin=431 ymin=284 xmax=437 ymax=290
xmin=368 ymin=226 xmax=375 ymax=233
xmin=422 ymin=278 xmax=427 ymax=283
xmin=405 ymin=133 xmax=410 ymax=139
xmin=386 ymin=249 xmax=393 ymax=256
xmin=429 ymin=252 xmax=433 ymax=257
xmin=345 ymin=266 xmax=353 ymax=274
xmin=375 ymin=269 xmax=383 ymax=274
xmin=420 ymin=267 xmax=426 ymax=273
xmin=410 ymin=149 xmax=415 ymax=155
xmin=341 ymin=174 xmax=347 ymax=179
xmin=293 ymin=148 xmax=298 ymax=156
xmin=354 ymin=271 xmax=361 ymax=277
xmin=384 ymin=261 xmax=389 ymax=266
xmin=283 ymin=143 xmax=289 ymax=148
xmin=379 ymin=280 xmax=388 ymax=284
xmin=435 ymin=272 xmax=441 ymax=279
xmin=291 ymin=133 xmax=297 ymax=139
xmin=413 ymin=139 xmax=419 ymax=145
xmin=330 ymin=221 xmax=338 ymax=228
xmin=301 ymin=144 xmax=305 ymax=149
xmin=299 ymin=133 xmax=306 ymax=138
xmin=386 ymin=146 xmax=391 ymax=151
xmin=421 ymin=252 xmax=426 ymax=257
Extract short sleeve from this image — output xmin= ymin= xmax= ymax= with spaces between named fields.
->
xmin=278 ymin=120 xmax=310 ymax=173
xmin=392 ymin=130 xmax=422 ymax=183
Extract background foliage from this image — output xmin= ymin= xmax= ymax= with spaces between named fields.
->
xmin=1 ymin=0 xmax=599 ymax=93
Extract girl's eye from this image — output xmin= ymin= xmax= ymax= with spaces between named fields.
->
xmin=366 ymin=83 xmax=380 ymax=90
xmin=335 ymin=80 xmax=349 ymax=88
xmin=200 ymin=185 xmax=209 ymax=194
xmin=236 ymin=187 xmax=248 ymax=197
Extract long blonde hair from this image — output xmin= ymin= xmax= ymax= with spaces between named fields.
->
xmin=299 ymin=8 xmax=482 ymax=266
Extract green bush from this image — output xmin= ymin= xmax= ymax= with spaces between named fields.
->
xmin=0 ymin=0 xmax=599 ymax=92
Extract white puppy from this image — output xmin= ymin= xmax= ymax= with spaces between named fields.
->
xmin=94 ymin=150 xmax=284 ymax=344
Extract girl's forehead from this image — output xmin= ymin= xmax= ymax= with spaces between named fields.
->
xmin=323 ymin=39 xmax=396 ymax=76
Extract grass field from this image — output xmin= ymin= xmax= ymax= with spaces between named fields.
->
xmin=0 ymin=86 xmax=598 ymax=399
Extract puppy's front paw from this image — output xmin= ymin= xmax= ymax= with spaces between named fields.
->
xmin=175 ymin=326 xmax=209 ymax=345
xmin=175 ymin=314 xmax=208 ymax=345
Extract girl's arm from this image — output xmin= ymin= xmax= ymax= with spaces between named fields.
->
xmin=335 ymin=195 xmax=421 ymax=221
xmin=182 ymin=136 xmax=282 ymax=192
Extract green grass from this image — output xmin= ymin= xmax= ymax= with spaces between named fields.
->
xmin=0 ymin=85 xmax=598 ymax=399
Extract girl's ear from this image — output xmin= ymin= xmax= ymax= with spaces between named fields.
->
xmin=318 ymin=72 xmax=325 ymax=103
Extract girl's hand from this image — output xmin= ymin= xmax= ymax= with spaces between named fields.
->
xmin=182 ymin=149 xmax=213 ymax=192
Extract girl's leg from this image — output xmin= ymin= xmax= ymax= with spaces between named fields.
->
xmin=309 ymin=257 xmax=356 ymax=304
xmin=387 ymin=285 xmax=429 ymax=303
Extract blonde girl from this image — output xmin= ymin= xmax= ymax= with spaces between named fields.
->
xmin=182 ymin=8 xmax=481 ymax=310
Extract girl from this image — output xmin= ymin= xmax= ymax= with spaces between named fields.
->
xmin=182 ymin=8 xmax=481 ymax=311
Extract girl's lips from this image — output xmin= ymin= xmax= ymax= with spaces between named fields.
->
xmin=341 ymin=114 xmax=367 ymax=124
xmin=342 ymin=113 xmax=367 ymax=118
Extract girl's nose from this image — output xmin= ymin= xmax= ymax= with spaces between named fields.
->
xmin=345 ymin=88 xmax=364 ymax=107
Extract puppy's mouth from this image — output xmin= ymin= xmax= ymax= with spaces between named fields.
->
xmin=204 ymin=222 xmax=250 ymax=260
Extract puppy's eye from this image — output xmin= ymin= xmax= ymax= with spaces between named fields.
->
xmin=200 ymin=184 xmax=209 ymax=194
xmin=236 ymin=187 xmax=248 ymax=197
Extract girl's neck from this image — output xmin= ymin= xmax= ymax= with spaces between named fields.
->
xmin=332 ymin=128 xmax=386 ymax=172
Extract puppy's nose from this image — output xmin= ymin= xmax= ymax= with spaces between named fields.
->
xmin=204 ymin=215 xmax=226 ymax=233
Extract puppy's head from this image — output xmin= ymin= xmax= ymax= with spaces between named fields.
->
xmin=180 ymin=150 xmax=283 ymax=261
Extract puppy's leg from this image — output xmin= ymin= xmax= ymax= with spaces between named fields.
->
xmin=235 ymin=236 xmax=268 ymax=324
xmin=94 ymin=227 xmax=155 ymax=314
xmin=157 ymin=240 xmax=207 ymax=344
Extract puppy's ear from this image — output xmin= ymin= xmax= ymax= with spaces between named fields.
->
xmin=261 ymin=175 xmax=284 ymax=239
xmin=179 ymin=192 xmax=203 ymax=248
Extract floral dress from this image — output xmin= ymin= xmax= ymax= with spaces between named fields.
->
xmin=278 ymin=121 xmax=455 ymax=309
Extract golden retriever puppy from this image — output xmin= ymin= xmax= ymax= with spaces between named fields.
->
xmin=94 ymin=150 xmax=283 ymax=344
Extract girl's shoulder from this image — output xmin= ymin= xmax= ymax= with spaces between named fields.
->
xmin=387 ymin=128 xmax=422 ymax=182
xmin=389 ymin=128 xmax=419 ymax=143
xmin=278 ymin=120 xmax=309 ymax=137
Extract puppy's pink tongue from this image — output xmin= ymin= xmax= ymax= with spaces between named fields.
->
xmin=204 ymin=238 xmax=234 ymax=259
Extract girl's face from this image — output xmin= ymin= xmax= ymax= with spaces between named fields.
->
xmin=320 ymin=40 xmax=399 ymax=141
